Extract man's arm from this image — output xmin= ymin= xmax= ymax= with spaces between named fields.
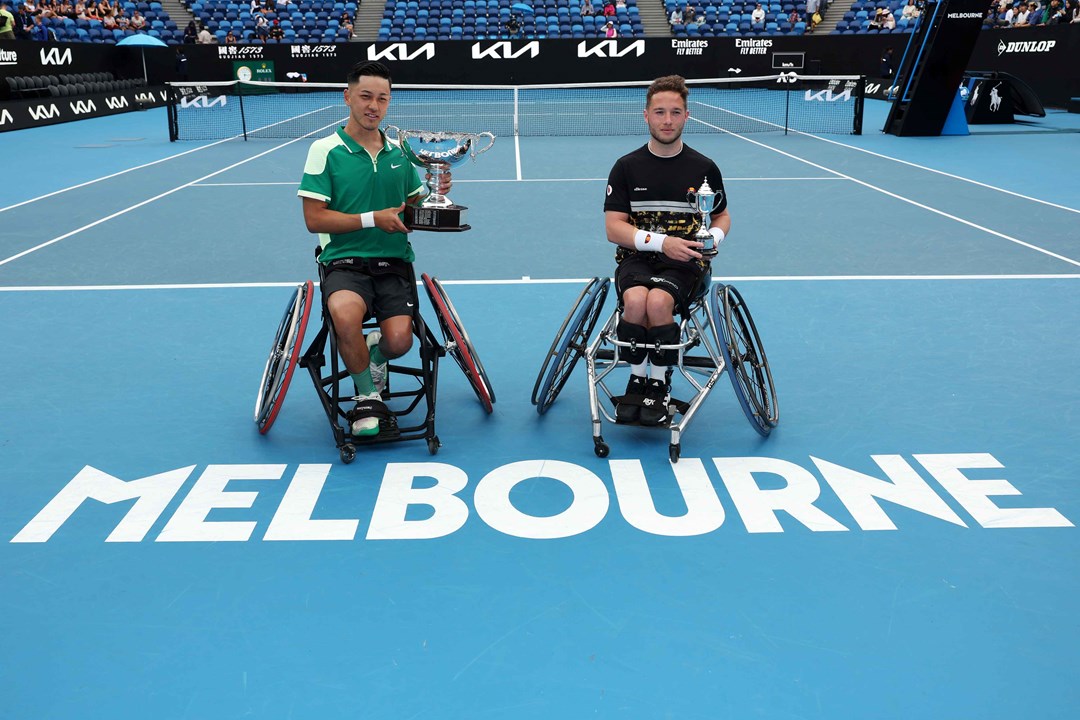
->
xmin=302 ymin=197 xmax=409 ymax=234
xmin=605 ymin=210 xmax=704 ymax=263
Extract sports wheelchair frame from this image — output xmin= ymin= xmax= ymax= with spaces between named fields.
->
xmin=254 ymin=263 xmax=495 ymax=463
xmin=531 ymin=276 xmax=778 ymax=462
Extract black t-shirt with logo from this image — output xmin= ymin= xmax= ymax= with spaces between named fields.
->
xmin=604 ymin=143 xmax=726 ymax=265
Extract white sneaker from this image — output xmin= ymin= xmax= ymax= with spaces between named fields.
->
xmin=366 ymin=331 xmax=387 ymax=395
xmin=350 ymin=391 xmax=382 ymax=437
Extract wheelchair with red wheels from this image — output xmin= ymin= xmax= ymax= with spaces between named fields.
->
xmin=531 ymin=273 xmax=778 ymax=462
xmin=254 ymin=262 xmax=495 ymax=463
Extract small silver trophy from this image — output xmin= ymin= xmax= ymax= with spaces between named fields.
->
xmin=384 ymin=126 xmax=496 ymax=232
xmin=687 ymin=178 xmax=722 ymax=258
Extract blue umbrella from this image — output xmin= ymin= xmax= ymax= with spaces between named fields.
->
xmin=117 ymin=32 xmax=168 ymax=83
xmin=511 ymin=2 xmax=535 ymax=13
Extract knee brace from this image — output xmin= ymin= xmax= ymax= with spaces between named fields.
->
xmin=616 ymin=318 xmax=648 ymax=365
xmin=647 ymin=323 xmax=681 ymax=366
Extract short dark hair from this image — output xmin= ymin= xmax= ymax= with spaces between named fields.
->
xmin=646 ymin=75 xmax=689 ymax=108
xmin=347 ymin=61 xmax=392 ymax=87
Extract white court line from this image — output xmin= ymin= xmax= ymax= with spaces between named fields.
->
xmin=794 ymin=131 xmax=1080 ymax=215
xmin=2 ymin=274 xmax=1078 ymax=292
xmin=690 ymin=116 xmax=1080 ymax=269
xmin=0 ymin=136 xmax=243 ymax=214
xmin=190 ymin=176 xmax=845 ymax=186
xmin=0 ymin=123 xmax=341 ymax=269
xmin=514 ymin=134 xmax=523 ymax=182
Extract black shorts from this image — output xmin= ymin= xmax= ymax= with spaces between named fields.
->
xmin=615 ymin=253 xmax=706 ymax=311
xmin=319 ymin=257 xmax=415 ymax=322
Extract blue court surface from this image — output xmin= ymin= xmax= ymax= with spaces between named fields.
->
xmin=1 ymin=100 xmax=1078 ymax=719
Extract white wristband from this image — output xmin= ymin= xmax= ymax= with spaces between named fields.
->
xmin=360 ymin=211 xmax=375 ymax=229
xmin=709 ymin=227 xmax=726 ymax=245
xmin=634 ymin=229 xmax=667 ymax=252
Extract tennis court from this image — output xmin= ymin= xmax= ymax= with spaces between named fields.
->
xmin=1 ymin=95 xmax=1078 ymax=719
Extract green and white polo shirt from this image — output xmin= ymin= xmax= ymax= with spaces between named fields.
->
xmin=298 ymin=127 xmax=425 ymax=263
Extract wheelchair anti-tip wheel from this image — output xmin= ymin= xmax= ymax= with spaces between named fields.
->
xmin=710 ymin=283 xmax=779 ymax=436
xmin=254 ymin=280 xmax=314 ymax=435
xmin=421 ymin=273 xmax=496 ymax=414
xmin=532 ymin=276 xmax=610 ymax=415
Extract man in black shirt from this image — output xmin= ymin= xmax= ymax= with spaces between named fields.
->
xmin=603 ymin=74 xmax=731 ymax=426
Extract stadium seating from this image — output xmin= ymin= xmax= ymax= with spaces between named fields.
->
xmin=380 ymin=0 xmax=643 ymax=41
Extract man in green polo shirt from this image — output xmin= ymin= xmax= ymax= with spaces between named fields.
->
xmin=298 ymin=60 xmax=451 ymax=437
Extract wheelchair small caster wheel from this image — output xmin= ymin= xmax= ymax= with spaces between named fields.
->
xmin=340 ymin=444 xmax=356 ymax=464
xmin=669 ymin=443 xmax=681 ymax=463
xmin=593 ymin=439 xmax=609 ymax=458
xmin=427 ymin=436 xmax=440 ymax=455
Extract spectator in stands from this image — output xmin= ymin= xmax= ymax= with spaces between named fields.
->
xmin=338 ymin=11 xmax=353 ymax=32
xmin=103 ymin=9 xmax=117 ymax=28
xmin=868 ymin=7 xmax=884 ymax=28
xmin=787 ymin=7 xmax=800 ymax=23
xmin=269 ymin=18 xmax=284 ymax=39
xmin=225 ymin=28 xmax=237 ymax=42
xmin=254 ymin=12 xmax=268 ymax=37
xmin=23 ymin=0 xmax=39 ymax=14
xmin=805 ymin=0 xmax=820 ymax=28
xmin=505 ymin=13 xmax=522 ymax=36
xmin=117 ymin=11 xmax=130 ymax=28
xmin=602 ymin=0 xmax=615 ymax=15
xmin=882 ymin=8 xmax=896 ymax=27
xmin=750 ymin=2 xmax=766 ymax=25
xmin=31 ymin=13 xmax=55 ymax=38
xmin=669 ymin=6 xmax=682 ymax=23
xmin=184 ymin=19 xmax=198 ymax=42
xmin=197 ymin=21 xmax=214 ymax=42
xmin=1069 ymin=0 xmax=1080 ymax=21
xmin=131 ymin=9 xmax=145 ymax=28
xmin=604 ymin=18 xmax=617 ymax=35
xmin=615 ymin=0 xmax=626 ymax=8
xmin=581 ymin=0 xmax=595 ymax=15
xmin=16 ymin=2 xmax=35 ymax=37
xmin=1013 ymin=2 xmax=1031 ymax=24
xmin=0 ymin=1 xmax=15 ymax=39
xmin=1043 ymin=0 xmax=1065 ymax=21
xmin=902 ymin=0 xmax=919 ymax=18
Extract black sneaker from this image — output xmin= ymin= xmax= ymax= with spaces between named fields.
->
xmin=638 ymin=378 xmax=670 ymax=426
xmin=616 ymin=375 xmax=647 ymax=424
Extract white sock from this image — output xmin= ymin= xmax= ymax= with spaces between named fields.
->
xmin=630 ymin=361 xmax=647 ymax=377
xmin=649 ymin=364 xmax=668 ymax=381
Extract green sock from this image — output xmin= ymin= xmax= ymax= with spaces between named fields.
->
xmin=369 ymin=343 xmax=386 ymax=366
xmin=350 ymin=369 xmax=375 ymax=396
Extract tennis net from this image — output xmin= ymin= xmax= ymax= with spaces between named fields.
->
xmin=167 ymin=75 xmax=865 ymax=141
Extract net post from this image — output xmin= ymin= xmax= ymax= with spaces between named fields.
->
xmin=238 ymin=82 xmax=249 ymax=141
xmin=854 ymin=76 xmax=865 ymax=135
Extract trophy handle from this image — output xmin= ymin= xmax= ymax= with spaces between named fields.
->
xmin=687 ymin=189 xmax=697 ymax=206
xmin=471 ymin=131 xmax=496 ymax=158
xmin=383 ymin=124 xmax=402 ymax=144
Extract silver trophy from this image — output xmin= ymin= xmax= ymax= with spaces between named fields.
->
xmin=687 ymin=178 xmax=723 ymax=258
xmin=384 ymin=126 xmax=496 ymax=232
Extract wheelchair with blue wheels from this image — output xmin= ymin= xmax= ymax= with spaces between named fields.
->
xmin=254 ymin=261 xmax=495 ymax=463
xmin=531 ymin=272 xmax=778 ymax=462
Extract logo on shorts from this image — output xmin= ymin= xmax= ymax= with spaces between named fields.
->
xmin=649 ymin=276 xmax=677 ymax=289
xmin=377 ymin=261 xmax=390 ymax=267
xmin=606 ymin=184 xmax=612 ymax=196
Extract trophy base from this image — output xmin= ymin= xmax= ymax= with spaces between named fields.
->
xmin=405 ymin=204 xmax=470 ymax=232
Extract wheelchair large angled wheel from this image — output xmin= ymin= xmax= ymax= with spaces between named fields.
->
xmin=531 ymin=276 xmax=610 ymax=415
xmin=254 ymin=280 xmax=314 ymax=435
xmin=710 ymin=283 xmax=778 ymax=436
xmin=421 ymin=273 xmax=495 ymax=414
